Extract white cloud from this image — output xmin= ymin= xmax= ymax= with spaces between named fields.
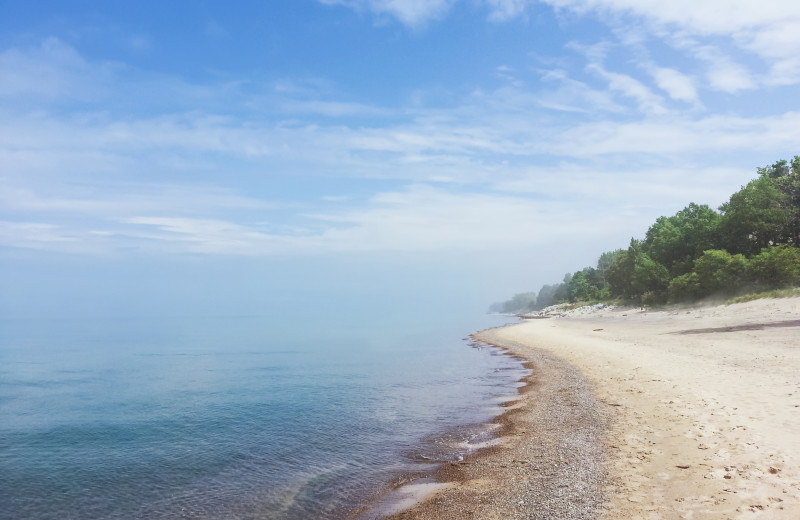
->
xmin=544 ymin=111 xmax=800 ymax=156
xmin=309 ymin=185 xmax=558 ymax=251
xmin=650 ymin=67 xmax=698 ymax=102
xmin=0 ymin=221 xmax=80 ymax=251
xmin=535 ymin=69 xmax=625 ymax=113
xmin=587 ymin=63 xmax=667 ymax=114
xmin=316 ymin=0 xmax=538 ymax=26
xmin=0 ymin=182 xmax=271 ymax=216
xmin=315 ymin=0 xmax=800 ymax=74
xmin=482 ymin=1 xmax=800 ymax=91
xmin=0 ymin=157 xmax=757 ymax=257
xmin=317 ymin=0 xmax=456 ymax=26
xmin=2 ymin=32 xmax=797 ymax=261
xmin=493 ymin=163 xmax=755 ymax=211
xmin=103 ymin=184 xmax=631 ymax=255
xmin=691 ymin=46 xmax=757 ymax=93
xmin=707 ymin=60 xmax=757 ymax=93
xmin=543 ymin=0 xmax=800 ymax=36
xmin=278 ymin=99 xmax=389 ymax=118
xmin=2 ymin=75 xmax=796 ymax=193
xmin=3 ymin=155 xmax=751 ymax=258
xmin=120 ymin=217 xmax=293 ymax=255
xmin=485 ymin=0 xmax=529 ymax=21
xmin=0 ymin=37 xmax=112 ymax=102
xmin=767 ymin=57 xmax=800 ymax=86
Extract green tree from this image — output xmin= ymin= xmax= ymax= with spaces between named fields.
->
xmin=596 ymin=249 xmax=625 ymax=288
xmin=607 ymin=239 xmax=669 ymax=302
xmin=534 ymin=283 xmax=562 ymax=310
xmin=567 ymin=267 xmax=604 ymax=302
xmin=552 ymin=273 xmax=573 ymax=303
xmin=720 ymin=165 xmax=800 ymax=255
xmin=747 ymin=245 xmax=800 ymax=289
xmin=630 ymin=253 xmax=669 ymax=302
xmin=606 ymin=241 xmax=637 ymax=299
xmin=757 ymin=158 xmax=793 ymax=179
xmin=770 ymin=156 xmax=800 ymax=246
xmin=691 ymin=249 xmax=749 ymax=297
xmin=643 ymin=203 xmax=721 ymax=276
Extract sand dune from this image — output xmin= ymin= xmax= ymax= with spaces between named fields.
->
xmin=389 ymin=297 xmax=800 ymax=519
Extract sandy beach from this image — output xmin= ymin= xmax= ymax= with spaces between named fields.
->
xmin=386 ymin=297 xmax=800 ymax=519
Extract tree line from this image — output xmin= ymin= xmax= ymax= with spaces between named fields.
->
xmin=491 ymin=156 xmax=800 ymax=312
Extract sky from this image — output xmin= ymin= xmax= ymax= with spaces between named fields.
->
xmin=2 ymin=0 xmax=800 ymax=318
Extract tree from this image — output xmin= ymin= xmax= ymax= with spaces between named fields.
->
xmin=552 ymin=273 xmax=573 ymax=303
xmin=719 ymin=176 xmax=787 ymax=255
xmin=757 ymin=158 xmax=793 ymax=179
xmin=489 ymin=292 xmax=538 ymax=313
xmin=770 ymin=156 xmax=800 ymax=246
xmin=534 ymin=283 xmax=563 ymax=309
xmin=643 ymin=203 xmax=721 ymax=276
xmin=691 ymin=249 xmax=748 ymax=297
xmin=607 ymin=239 xmax=669 ymax=302
xmin=596 ymin=249 xmax=625 ymax=288
xmin=630 ymin=253 xmax=669 ymax=302
xmin=567 ymin=267 xmax=604 ymax=302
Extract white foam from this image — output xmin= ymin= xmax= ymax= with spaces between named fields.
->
xmin=361 ymin=479 xmax=449 ymax=518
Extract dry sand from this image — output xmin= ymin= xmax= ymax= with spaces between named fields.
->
xmin=386 ymin=297 xmax=800 ymax=519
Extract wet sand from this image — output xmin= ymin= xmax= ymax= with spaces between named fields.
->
xmin=384 ymin=297 xmax=800 ymax=519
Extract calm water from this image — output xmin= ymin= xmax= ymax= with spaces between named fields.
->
xmin=0 ymin=312 xmax=523 ymax=519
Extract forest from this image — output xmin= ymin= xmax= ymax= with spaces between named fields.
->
xmin=491 ymin=156 xmax=800 ymax=313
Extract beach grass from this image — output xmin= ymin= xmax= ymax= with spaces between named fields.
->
xmin=727 ymin=287 xmax=800 ymax=304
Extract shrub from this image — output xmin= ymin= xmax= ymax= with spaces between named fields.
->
xmin=692 ymin=249 xmax=748 ymax=296
xmin=748 ymin=245 xmax=800 ymax=289
xmin=668 ymin=272 xmax=700 ymax=302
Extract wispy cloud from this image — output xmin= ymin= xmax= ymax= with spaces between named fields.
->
xmin=1 ymin=52 xmax=795 ymax=194
xmin=2 ymin=20 xmax=798 ymax=261
xmin=485 ymin=0 xmax=529 ymax=21
xmin=317 ymin=0 xmax=456 ymax=27
xmin=0 ymin=182 xmax=272 ymax=216
xmin=546 ymin=0 xmax=800 ymax=87
xmin=41 ymin=183 xmax=638 ymax=256
xmin=543 ymin=0 xmax=800 ymax=41
xmin=0 ymin=37 xmax=114 ymax=102
xmin=586 ymin=63 xmax=667 ymax=114
xmin=544 ymin=111 xmax=800 ymax=157
xmin=0 ymin=221 xmax=78 ymax=250
xmin=690 ymin=45 xmax=757 ymax=93
xmin=649 ymin=67 xmax=698 ymax=103
xmin=120 ymin=217 xmax=292 ymax=255
xmin=314 ymin=0 xmax=800 ymax=92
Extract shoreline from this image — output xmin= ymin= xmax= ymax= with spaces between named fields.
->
xmin=343 ymin=336 xmax=532 ymax=520
xmin=379 ymin=297 xmax=800 ymax=518
xmin=374 ymin=334 xmax=610 ymax=519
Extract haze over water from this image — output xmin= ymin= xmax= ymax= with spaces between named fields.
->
xmin=1 ymin=309 xmax=524 ymax=519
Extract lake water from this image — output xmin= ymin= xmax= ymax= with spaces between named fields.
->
xmin=0 ymin=311 xmax=524 ymax=519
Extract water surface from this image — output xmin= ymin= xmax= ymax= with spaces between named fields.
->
xmin=0 ymin=312 xmax=523 ymax=519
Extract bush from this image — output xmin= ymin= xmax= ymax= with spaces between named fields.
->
xmin=668 ymin=272 xmax=700 ymax=302
xmin=692 ymin=249 xmax=748 ymax=296
xmin=748 ymin=245 xmax=800 ymax=289
xmin=641 ymin=290 xmax=665 ymax=306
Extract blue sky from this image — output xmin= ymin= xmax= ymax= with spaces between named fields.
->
xmin=2 ymin=0 xmax=800 ymax=317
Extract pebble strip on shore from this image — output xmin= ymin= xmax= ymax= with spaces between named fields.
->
xmin=382 ymin=331 xmax=612 ymax=520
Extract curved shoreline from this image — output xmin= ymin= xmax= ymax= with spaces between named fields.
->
xmin=382 ymin=330 xmax=611 ymax=519
xmin=380 ymin=297 xmax=800 ymax=519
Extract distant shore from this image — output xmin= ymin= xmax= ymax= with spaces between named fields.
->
xmin=386 ymin=297 xmax=800 ymax=518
